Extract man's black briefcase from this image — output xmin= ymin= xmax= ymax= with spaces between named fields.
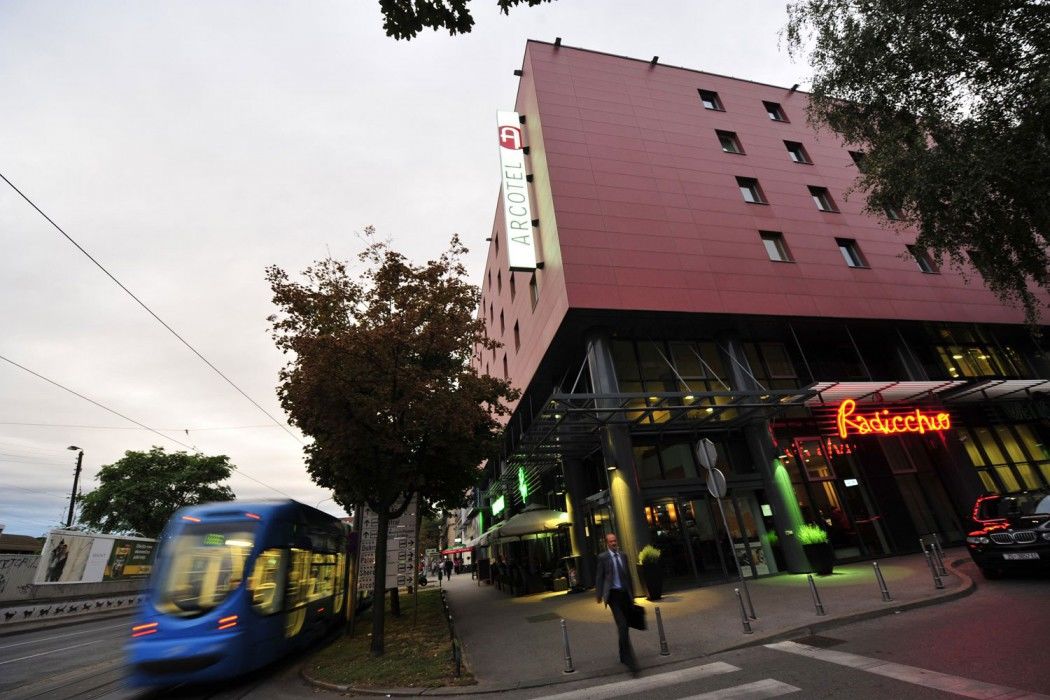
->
xmin=628 ymin=603 xmax=647 ymax=630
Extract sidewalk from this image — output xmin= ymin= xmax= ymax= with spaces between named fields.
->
xmin=433 ymin=549 xmax=973 ymax=694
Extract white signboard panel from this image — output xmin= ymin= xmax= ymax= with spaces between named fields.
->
xmin=497 ymin=110 xmax=537 ymax=271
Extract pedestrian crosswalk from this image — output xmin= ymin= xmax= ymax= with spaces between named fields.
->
xmin=534 ymin=641 xmax=1050 ymax=700
xmin=538 ymin=661 xmax=799 ymax=700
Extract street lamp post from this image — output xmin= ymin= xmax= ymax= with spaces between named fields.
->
xmin=66 ymin=446 xmax=84 ymax=528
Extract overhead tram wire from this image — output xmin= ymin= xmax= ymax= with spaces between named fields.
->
xmin=0 ymin=170 xmax=302 ymax=446
xmin=0 ymin=353 xmax=291 ymax=497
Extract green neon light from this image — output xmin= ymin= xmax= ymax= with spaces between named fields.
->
xmin=492 ymin=495 xmax=506 ymax=516
xmin=478 ymin=511 xmax=483 ymax=534
xmin=772 ymin=459 xmax=805 ymax=531
xmin=517 ymin=466 xmax=529 ymax=502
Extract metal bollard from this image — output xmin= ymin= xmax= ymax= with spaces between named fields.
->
xmin=452 ymin=639 xmax=462 ymax=677
xmin=873 ymin=561 xmax=892 ymax=602
xmin=735 ymin=588 xmax=752 ymax=634
xmin=655 ymin=606 xmax=670 ymax=656
xmin=807 ymin=574 xmax=826 ymax=615
xmin=740 ymin=577 xmax=757 ymax=619
xmin=924 ymin=550 xmax=944 ymax=589
xmin=560 ymin=619 xmax=576 ymax=674
xmin=932 ymin=535 xmax=947 ymax=576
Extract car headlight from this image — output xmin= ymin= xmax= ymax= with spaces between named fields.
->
xmin=1042 ymin=532 xmax=1050 ymax=542
xmin=966 ymin=535 xmax=990 ymax=545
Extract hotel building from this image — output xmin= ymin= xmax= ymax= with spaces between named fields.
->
xmin=470 ymin=41 xmax=1050 ymax=590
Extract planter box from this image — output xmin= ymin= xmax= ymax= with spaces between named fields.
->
xmin=803 ymin=542 xmax=835 ymax=576
xmin=640 ymin=562 xmax=663 ymax=601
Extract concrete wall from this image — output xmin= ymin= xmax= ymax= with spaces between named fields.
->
xmin=0 ymin=555 xmax=40 ymax=603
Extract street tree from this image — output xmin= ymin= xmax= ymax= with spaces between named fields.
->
xmin=786 ymin=0 xmax=1050 ymax=325
xmin=379 ymin=0 xmax=554 ymax=40
xmin=79 ymin=447 xmax=236 ymax=538
xmin=266 ymin=230 xmax=516 ymax=656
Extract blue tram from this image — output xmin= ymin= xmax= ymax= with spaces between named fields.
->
xmin=127 ymin=500 xmax=348 ymax=686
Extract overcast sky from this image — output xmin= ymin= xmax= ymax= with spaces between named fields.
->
xmin=0 ymin=1 xmax=811 ymax=537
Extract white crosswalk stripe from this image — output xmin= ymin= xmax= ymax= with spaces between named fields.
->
xmin=678 ymin=679 xmax=801 ymax=699
xmin=766 ymin=641 xmax=1050 ymax=700
xmin=540 ymin=661 xmax=740 ymax=699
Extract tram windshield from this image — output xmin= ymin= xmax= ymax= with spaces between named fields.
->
xmin=156 ymin=521 xmax=257 ymax=616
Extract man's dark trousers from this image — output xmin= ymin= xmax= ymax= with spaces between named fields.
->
xmin=607 ymin=588 xmax=635 ymax=666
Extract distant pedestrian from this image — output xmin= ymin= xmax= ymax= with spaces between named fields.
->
xmin=444 ymin=558 xmax=454 ymax=579
xmin=437 ymin=562 xmax=444 ymax=583
xmin=595 ymin=533 xmax=638 ymax=673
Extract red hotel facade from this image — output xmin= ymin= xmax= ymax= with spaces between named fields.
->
xmin=471 ymin=41 xmax=1050 ymax=591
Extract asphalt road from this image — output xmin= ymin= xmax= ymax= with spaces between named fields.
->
xmin=1 ymin=560 xmax=1047 ymax=699
xmin=510 ymin=559 xmax=1050 ymax=699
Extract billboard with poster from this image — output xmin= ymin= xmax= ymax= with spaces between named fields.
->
xmin=34 ymin=530 xmax=156 ymax=584
xmin=104 ymin=539 xmax=156 ymax=580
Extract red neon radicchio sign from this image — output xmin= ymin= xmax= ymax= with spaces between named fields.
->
xmin=498 ymin=124 xmax=523 ymax=150
xmin=836 ymin=398 xmax=951 ymax=439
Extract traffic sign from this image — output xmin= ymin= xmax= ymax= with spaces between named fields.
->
xmin=696 ymin=438 xmax=718 ymax=470
xmin=706 ymin=468 xmax=727 ymax=499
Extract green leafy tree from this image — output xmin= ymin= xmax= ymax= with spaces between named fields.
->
xmin=379 ymin=0 xmax=555 ymax=40
xmin=79 ymin=447 xmax=236 ymax=538
xmin=266 ymin=230 xmax=516 ymax=656
xmin=786 ymin=0 xmax=1050 ymax=324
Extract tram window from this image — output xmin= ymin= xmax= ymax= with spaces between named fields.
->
xmin=285 ymin=548 xmax=311 ymax=610
xmin=308 ymin=552 xmax=337 ymax=601
xmin=155 ymin=523 xmax=255 ymax=617
xmin=248 ymin=548 xmax=287 ymax=615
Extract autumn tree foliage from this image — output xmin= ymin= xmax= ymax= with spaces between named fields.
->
xmin=266 ymin=231 xmax=516 ymax=655
xmin=786 ymin=0 xmax=1050 ymax=324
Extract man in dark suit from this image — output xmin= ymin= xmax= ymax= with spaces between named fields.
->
xmin=595 ymin=532 xmax=638 ymax=672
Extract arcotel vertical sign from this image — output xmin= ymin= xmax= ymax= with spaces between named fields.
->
xmin=497 ymin=110 xmax=537 ymax=271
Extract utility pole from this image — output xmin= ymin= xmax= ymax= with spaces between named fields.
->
xmin=66 ymin=446 xmax=84 ymax=528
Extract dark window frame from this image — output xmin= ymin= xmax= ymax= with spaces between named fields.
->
xmin=698 ymin=89 xmax=725 ymax=111
xmin=737 ymin=176 xmax=767 ymax=205
xmin=760 ymin=231 xmax=793 ymax=262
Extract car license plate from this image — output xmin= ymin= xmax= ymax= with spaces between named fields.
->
xmin=1003 ymin=552 xmax=1039 ymax=560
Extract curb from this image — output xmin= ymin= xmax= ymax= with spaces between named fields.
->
xmin=300 ymin=558 xmax=976 ymax=696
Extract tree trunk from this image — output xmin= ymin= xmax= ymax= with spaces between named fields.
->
xmin=370 ymin=509 xmax=390 ymax=656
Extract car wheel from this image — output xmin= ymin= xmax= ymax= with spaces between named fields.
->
xmin=979 ymin=567 xmax=1002 ymax=580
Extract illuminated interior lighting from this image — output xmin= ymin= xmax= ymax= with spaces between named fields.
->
xmin=952 ymin=354 xmax=963 ymax=359
xmin=684 ymin=395 xmax=695 ymax=401
xmin=225 ymin=539 xmax=253 ymax=548
xmin=181 ymin=515 xmax=201 ymax=523
xmin=706 ymin=407 xmax=714 ymax=413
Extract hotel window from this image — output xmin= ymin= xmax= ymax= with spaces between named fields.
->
xmin=958 ymin=425 xmax=1050 ymax=493
xmin=760 ymin=231 xmax=792 ymax=262
xmin=513 ymin=321 xmax=520 ymax=352
xmin=784 ymin=141 xmax=811 ymax=164
xmin=502 ymin=354 xmax=508 ymax=379
xmin=499 ymin=310 xmax=505 ymax=335
xmin=907 ymin=245 xmax=938 ymax=273
xmin=698 ymin=89 xmax=724 ymax=111
xmin=836 ymin=238 xmax=868 ymax=268
xmin=736 ymin=177 xmax=766 ymax=204
xmin=809 ymin=186 xmax=838 ymax=212
xmin=487 ymin=271 xmax=491 ymax=289
xmin=763 ymin=101 xmax=788 ymax=122
xmin=743 ymin=341 xmax=799 ymax=390
xmin=489 ymin=303 xmax=493 ymax=324
xmin=509 ymin=273 xmax=516 ymax=300
xmin=884 ymin=204 xmax=903 ymax=220
xmin=849 ymin=151 xmax=867 ymax=172
xmin=497 ymin=270 xmax=502 ymax=293
xmin=529 ymin=273 xmax=539 ymax=310
xmin=716 ymin=130 xmax=744 ymax=154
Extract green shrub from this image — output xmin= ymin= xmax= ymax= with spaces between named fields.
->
xmin=797 ymin=523 xmax=829 ymax=545
xmin=638 ymin=544 xmax=662 ymax=565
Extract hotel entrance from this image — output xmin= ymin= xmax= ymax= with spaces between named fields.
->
xmin=644 ymin=490 xmax=771 ymax=588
